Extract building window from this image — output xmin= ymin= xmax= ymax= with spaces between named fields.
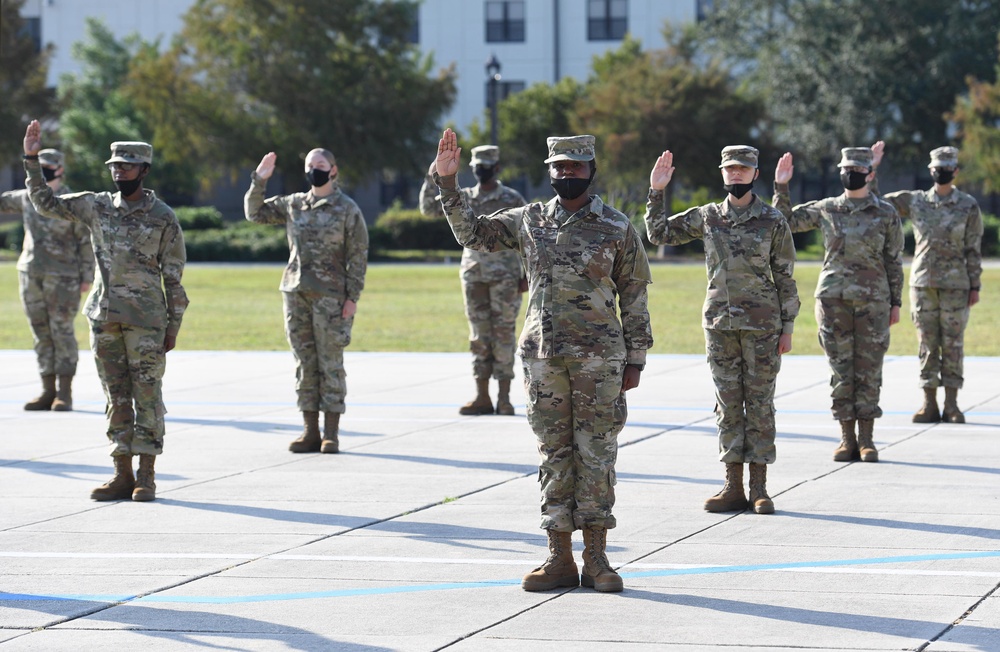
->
xmin=19 ymin=17 xmax=42 ymax=52
xmin=486 ymin=1 xmax=525 ymax=43
xmin=588 ymin=0 xmax=627 ymax=41
xmin=485 ymin=80 xmax=526 ymax=108
xmin=696 ymin=0 xmax=714 ymax=22
xmin=403 ymin=2 xmax=419 ymax=44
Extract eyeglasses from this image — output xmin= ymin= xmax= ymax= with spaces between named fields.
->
xmin=107 ymin=162 xmax=138 ymax=171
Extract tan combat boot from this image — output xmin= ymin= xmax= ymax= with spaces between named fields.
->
xmin=52 ymin=375 xmax=74 ymax=412
xmin=942 ymin=387 xmax=965 ymax=423
xmin=24 ymin=374 xmax=57 ymax=411
xmin=321 ymin=412 xmax=340 ymax=454
xmin=833 ymin=419 xmax=860 ymax=462
xmin=581 ymin=526 xmax=623 ymax=593
xmin=496 ymin=379 xmax=515 ymax=416
xmin=289 ymin=411 xmax=321 ymax=452
xmin=748 ymin=463 xmax=774 ymax=514
xmin=857 ymin=419 xmax=878 ymax=462
xmin=132 ymin=454 xmax=157 ymax=501
xmin=704 ymin=463 xmax=749 ymax=512
xmin=912 ymin=387 xmax=940 ymax=423
xmin=459 ymin=378 xmax=494 ymax=415
xmin=90 ymin=455 xmax=135 ymax=501
xmin=522 ymin=530 xmax=579 ymax=592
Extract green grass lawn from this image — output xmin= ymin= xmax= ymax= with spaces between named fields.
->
xmin=1 ymin=261 xmax=997 ymax=355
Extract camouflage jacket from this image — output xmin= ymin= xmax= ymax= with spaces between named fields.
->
xmin=1 ymin=186 xmax=94 ymax=282
xmin=644 ymin=191 xmax=800 ymax=334
xmin=436 ymin=173 xmax=652 ymax=364
xmin=24 ymin=159 xmax=188 ymax=336
xmin=870 ymin=178 xmax=983 ymax=291
xmin=419 ymin=174 xmax=525 ymax=282
xmin=245 ymin=173 xmax=368 ymax=301
xmin=773 ymin=183 xmax=904 ymax=306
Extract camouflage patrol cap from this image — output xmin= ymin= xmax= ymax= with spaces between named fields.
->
xmin=470 ymin=145 xmax=500 ymax=166
xmin=928 ymin=146 xmax=959 ymax=169
xmin=719 ymin=145 xmax=759 ymax=169
xmin=837 ymin=147 xmax=873 ymax=169
xmin=544 ymin=135 xmax=596 ymax=164
xmin=38 ymin=148 xmax=64 ymax=167
xmin=105 ymin=141 xmax=153 ymax=166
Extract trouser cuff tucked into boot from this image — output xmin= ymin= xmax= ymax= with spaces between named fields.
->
xmin=132 ymin=454 xmax=157 ymax=501
xmin=857 ymin=419 xmax=878 ymax=462
xmin=522 ymin=530 xmax=579 ymax=592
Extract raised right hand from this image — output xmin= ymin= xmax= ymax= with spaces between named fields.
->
xmin=775 ymin=152 xmax=794 ymax=185
xmin=434 ymin=128 xmax=461 ymax=178
xmin=255 ymin=152 xmax=277 ymax=180
xmin=649 ymin=150 xmax=674 ymax=190
xmin=23 ymin=120 xmax=41 ymax=156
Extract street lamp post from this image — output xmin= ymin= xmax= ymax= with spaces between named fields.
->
xmin=485 ymin=54 xmax=501 ymax=145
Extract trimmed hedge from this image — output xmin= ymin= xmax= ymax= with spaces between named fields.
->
xmin=372 ymin=203 xmax=462 ymax=251
xmin=184 ymin=222 xmax=289 ymax=262
xmin=174 ymin=206 xmax=224 ymax=231
xmin=0 ymin=221 xmax=24 ymax=252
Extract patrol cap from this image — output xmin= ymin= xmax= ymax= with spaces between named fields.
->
xmin=105 ymin=141 xmax=153 ymax=166
xmin=928 ymin=146 xmax=959 ymax=169
xmin=38 ymin=148 xmax=64 ymax=167
xmin=544 ymin=135 xmax=596 ymax=164
xmin=719 ymin=145 xmax=759 ymax=169
xmin=470 ymin=145 xmax=500 ymax=166
xmin=837 ymin=147 xmax=873 ymax=169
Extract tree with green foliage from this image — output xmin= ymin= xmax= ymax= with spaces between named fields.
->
xmin=56 ymin=19 xmax=199 ymax=204
xmin=0 ymin=0 xmax=53 ymax=166
xmin=465 ymin=77 xmax=585 ymax=185
xmin=126 ymin=0 xmax=456 ymax=190
xmin=574 ymin=31 xmax=766 ymax=209
xmin=950 ymin=41 xmax=1000 ymax=194
xmin=699 ymin=0 xmax=1000 ymax=169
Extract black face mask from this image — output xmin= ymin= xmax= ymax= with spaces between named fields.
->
xmin=550 ymin=169 xmax=595 ymax=201
xmin=305 ymin=168 xmax=331 ymax=187
xmin=473 ymin=165 xmax=495 ymax=184
xmin=723 ymin=180 xmax=754 ymax=199
xmin=114 ymin=177 xmax=143 ymax=197
xmin=41 ymin=167 xmax=60 ymax=182
xmin=931 ymin=168 xmax=955 ymax=185
xmin=840 ymin=169 xmax=869 ymax=191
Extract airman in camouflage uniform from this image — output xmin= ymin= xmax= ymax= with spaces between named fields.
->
xmin=645 ymin=146 xmax=800 ymax=515
xmin=869 ymin=143 xmax=983 ymax=424
xmin=1 ymin=148 xmax=93 ymax=412
xmin=245 ymin=147 xmax=368 ymax=455
xmin=433 ymin=129 xmax=652 ymax=594
xmin=773 ymin=147 xmax=904 ymax=463
xmin=23 ymin=120 xmax=188 ymax=503
xmin=419 ymin=145 xmax=526 ymax=416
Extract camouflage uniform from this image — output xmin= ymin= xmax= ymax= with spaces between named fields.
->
xmin=1 ymin=149 xmax=93 ymax=378
xmin=645 ymin=146 xmax=799 ymax=464
xmin=774 ymin=148 xmax=904 ymax=421
xmin=872 ymin=148 xmax=983 ymax=390
xmin=419 ymin=146 xmax=525 ymax=382
xmin=436 ymin=136 xmax=652 ymax=532
xmin=24 ymin=143 xmax=188 ymax=456
xmin=245 ymin=173 xmax=368 ymax=414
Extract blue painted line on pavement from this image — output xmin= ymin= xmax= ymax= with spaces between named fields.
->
xmin=2 ymin=549 xmax=997 ymax=605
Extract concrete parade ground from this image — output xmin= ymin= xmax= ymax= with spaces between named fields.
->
xmin=0 ymin=349 xmax=998 ymax=651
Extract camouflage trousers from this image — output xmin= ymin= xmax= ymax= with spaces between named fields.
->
xmin=706 ymin=329 xmax=781 ymax=464
xmin=19 ymin=271 xmax=81 ymax=376
xmin=463 ymin=276 xmax=521 ymax=381
xmin=911 ymin=287 xmax=970 ymax=389
xmin=816 ymin=298 xmax=890 ymax=421
xmin=283 ymin=291 xmax=352 ymax=414
xmin=90 ymin=320 xmax=166 ymax=457
xmin=523 ymin=357 xmax=626 ymax=532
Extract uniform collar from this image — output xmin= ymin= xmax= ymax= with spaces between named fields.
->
xmin=307 ymin=182 xmax=341 ymax=207
xmin=113 ymin=188 xmax=155 ymax=213
xmin=722 ymin=194 xmax=763 ymax=224
xmin=469 ymin=180 xmax=505 ymax=200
